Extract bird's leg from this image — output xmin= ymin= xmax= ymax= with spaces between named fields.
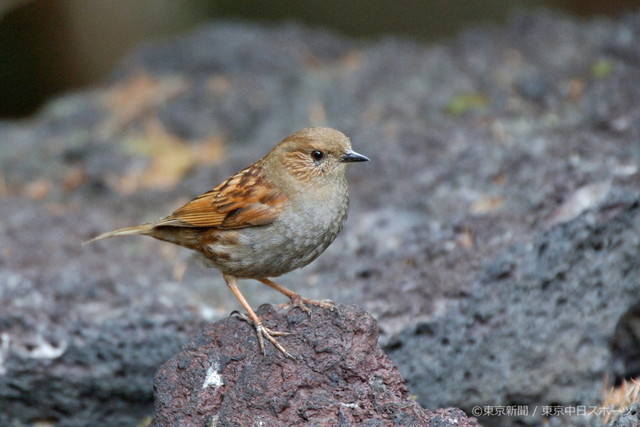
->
xmin=257 ymin=278 xmax=336 ymax=315
xmin=224 ymin=274 xmax=294 ymax=359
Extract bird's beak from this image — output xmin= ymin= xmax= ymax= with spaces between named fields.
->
xmin=340 ymin=150 xmax=370 ymax=163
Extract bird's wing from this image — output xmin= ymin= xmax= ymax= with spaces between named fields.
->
xmin=154 ymin=163 xmax=287 ymax=229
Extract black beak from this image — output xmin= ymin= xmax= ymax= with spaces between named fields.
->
xmin=341 ymin=150 xmax=370 ymax=163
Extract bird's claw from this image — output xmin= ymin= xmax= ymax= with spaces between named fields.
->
xmin=278 ymin=295 xmax=337 ymax=315
xmin=232 ymin=311 xmax=294 ymax=359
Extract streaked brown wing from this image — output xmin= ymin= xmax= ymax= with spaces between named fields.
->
xmin=154 ymin=162 xmax=287 ymax=229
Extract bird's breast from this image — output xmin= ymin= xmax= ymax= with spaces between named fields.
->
xmin=202 ymin=187 xmax=349 ymax=278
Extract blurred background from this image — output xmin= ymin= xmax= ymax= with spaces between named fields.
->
xmin=1 ymin=0 xmax=639 ymax=119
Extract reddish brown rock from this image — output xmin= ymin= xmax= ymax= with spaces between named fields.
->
xmin=152 ymin=304 xmax=478 ymax=426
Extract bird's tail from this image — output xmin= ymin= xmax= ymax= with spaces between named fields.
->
xmin=85 ymin=224 xmax=154 ymax=244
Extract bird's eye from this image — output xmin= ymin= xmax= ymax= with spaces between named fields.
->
xmin=310 ymin=150 xmax=324 ymax=161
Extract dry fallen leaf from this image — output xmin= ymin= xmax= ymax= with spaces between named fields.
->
xmin=456 ymin=227 xmax=475 ymax=249
xmin=491 ymin=173 xmax=508 ymax=186
xmin=23 ymin=179 xmax=53 ymax=200
xmin=114 ymin=119 xmax=225 ymax=194
xmin=62 ymin=167 xmax=87 ymax=192
xmin=100 ymin=70 xmax=186 ymax=138
xmin=548 ymin=181 xmax=611 ymax=226
xmin=601 ymin=378 xmax=640 ymax=424
xmin=470 ymin=196 xmax=505 ymax=214
xmin=567 ymin=77 xmax=585 ymax=102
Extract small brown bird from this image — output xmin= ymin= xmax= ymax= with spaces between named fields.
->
xmin=89 ymin=127 xmax=369 ymax=357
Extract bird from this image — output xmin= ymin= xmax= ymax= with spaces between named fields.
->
xmin=88 ymin=127 xmax=369 ymax=358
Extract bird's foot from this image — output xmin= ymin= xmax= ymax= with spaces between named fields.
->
xmin=232 ymin=311 xmax=294 ymax=359
xmin=278 ymin=294 xmax=337 ymax=316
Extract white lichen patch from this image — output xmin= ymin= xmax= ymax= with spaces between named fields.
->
xmin=202 ymin=360 xmax=223 ymax=389
xmin=19 ymin=335 xmax=67 ymax=360
xmin=340 ymin=402 xmax=360 ymax=409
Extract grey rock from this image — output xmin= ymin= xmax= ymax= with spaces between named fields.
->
xmin=610 ymin=402 xmax=640 ymax=427
xmin=387 ymin=199 xmax=640 ymax=426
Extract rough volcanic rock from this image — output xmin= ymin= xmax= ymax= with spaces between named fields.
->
xmin=610 ymin=402 xmax=640 ymax=427
xmin=152 ymin=304 xmax=478 ymax=426
xmin=386 ymin=198 xmax=640 ymax=426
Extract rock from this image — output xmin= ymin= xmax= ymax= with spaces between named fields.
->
xmin=152 ymin=304 xmax=478 ymax=426
xmin=610 ymin=402 xmax=640 ymax=427
xmin=386 ymin=199 xmax=640 ymax=426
